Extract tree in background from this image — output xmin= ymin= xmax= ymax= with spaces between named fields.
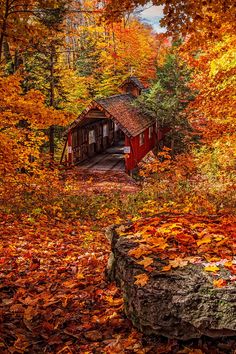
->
xmin=136 ymin=49 xmax=195 ymax=154
xmin=61 ymin=0 xmax=159 ymax=104
xmin=22 ymin=2 xmax=69 ymax=160
xmin=0 ymin=1 xmax=73 ymax=210
xmin=0 ymin=0 xmax=70 ymax=69
xmin=95 ymin=19 xmax=157 ymax=97
xmin=105 ymin=0 xmax=235 ymax=213
xmin=0 ymin=0 xmax=72 ymax=160
xmin=0 ymin=74 xmax=71 ymax=212
xmin=184 ymin=32 xmax=236 ymax=211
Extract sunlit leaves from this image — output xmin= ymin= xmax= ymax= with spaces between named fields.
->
xmin=213 ymin=279 xmax=227 ymax=288
xmin=137 ymin=256 xmax=153 ymax=268
xmin=204 ymin=265 xmax=220 ymax=273
xmin=118 ymin=214 xmax=236 ymax=281
xmin=128 ymin=245 xmax=151 ymax=259
xmin=0 ymin=74 xmax=73 ymax=211
xmin=184 ymin=32 xmax=236 ymax=212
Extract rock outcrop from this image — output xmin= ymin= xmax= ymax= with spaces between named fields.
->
xmin=106 ymin=224 xmax=236 ymax=340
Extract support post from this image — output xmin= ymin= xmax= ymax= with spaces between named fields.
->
xmin=68 ymin=130 xmax=73 ymax=165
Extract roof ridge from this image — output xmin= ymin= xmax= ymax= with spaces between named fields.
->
xmin=119 ymin=76 xmax=146 ymax=89
xmin=95 ymin=93 xmax=133 ymax=101
xmin=67 ymin=90 xmax=154 ymax=138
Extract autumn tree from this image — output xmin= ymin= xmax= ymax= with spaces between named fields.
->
xmin=0 ymin=0 xmax=70 ymax=68
xmin=0 ymin=1 xmax=76 ymax=205
xmin=0 ymin=75 xmax=72 ymax=211
xmin=136 ymin=49 xmax=195 ymax=154
xmin=95 ymin=19 xmax=157 ymax=97
xmin=68 ymin=18 xmax=158 ymax=99
xmin=103 ymin=0 xmax=236 ymax=41
xmin=22 ymin=3 xmax=69 ymax=159
xmin=181 ymin=33 xmax=236 ymax=211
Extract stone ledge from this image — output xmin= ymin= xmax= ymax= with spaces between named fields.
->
xmin=106 ymin=220 xmax=236 ymax=340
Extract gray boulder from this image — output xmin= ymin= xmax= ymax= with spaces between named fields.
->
xmin=106 ymin=224 xmax=236 ymax=340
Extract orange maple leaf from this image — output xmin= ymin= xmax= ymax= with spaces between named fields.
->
xmin=162 ymin=264 xmax=172 ymax=272
xmin=137 ymin=256 xmax=153 ymax=268
xmin=134 ymin=273 xmax=149 ymax=286
xmin=128 ymin=246 xmax=151 ymax=259
xmin=213 ymin=279 xmax=227 ymax=288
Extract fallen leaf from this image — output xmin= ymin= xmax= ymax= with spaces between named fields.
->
xmin=197 ymin=236 xmax=212 ymax=246
xmin=14 ymin=334 xmax=29 ymax=351
xmin=76 ymin=272 xmax=85 ymax=280
xmin=24 ymin=306 xmax=38 ymax=321
xmin=137 ymin=256 xmax=153 ymax=268
xmin=213 ymin=279 xmax=227 ymax=288
xmin=224 ymin=261 xmax=233 ymax=268
xmin=134 ymin=273 xmax=149 ymax=286
xmin=204 ymin=265 xmax=220 ymax=272
xmin=162 ymin=265 xmax=172 ymax=272
xmin=84 ymin=330 xmax=103 ymax=342
xmin=169 ymin=258 xmax=189 ymax=268
xmin=63 ymin=280 xmax=77 ymax=288
xmin=128 ymin=246 xmax=151 ymax=259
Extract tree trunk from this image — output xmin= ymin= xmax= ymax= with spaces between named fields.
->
xmin=111 ymin=23 xmax=117 ymax=76
xmin=49 ymin=45 xmax=55 ymax=161
xmin=0 ymin=0 xmax=9 ymax=63
xmin=3 ymin=37 xmax=12 ymax=66
xmin=49 ymin=125 xmax=55 ymax=161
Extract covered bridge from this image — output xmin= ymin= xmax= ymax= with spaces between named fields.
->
xmin=62 ymin=77 xmax=166 ymax=174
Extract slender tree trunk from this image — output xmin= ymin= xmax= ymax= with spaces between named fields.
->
xmin=171 ymin=132 xmax=175 ymax=156
xmin=13 ymin=48 xmax=21 ymax=71
xmin=3 ymin=37 xmax=12 ymax=64
xmin=49 ymin=125 xmax=55 ymax=160
xmin=49 ymin=45 xmax=55 ymax=161
xmin=111 ymin=23 xmax=117 ymax=75
xmin=0 ymin=0 xmax=9 ymax=62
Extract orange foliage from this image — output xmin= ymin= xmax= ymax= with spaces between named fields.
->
xmin=104 ymin=0 xmax=236 ymax=43
xmin=0 ymin=1 xmax=236 ymax=353
xmin=0 ymin=75 xmax=71 ymax=211
xmin=118 ymin=213 xmax=236 ymax=287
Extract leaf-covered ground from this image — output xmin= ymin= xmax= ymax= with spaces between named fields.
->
xmin=118 ymin=214 xmax=236 ymax=287
xmin=1 ymin=176 xmax=236 ymax=353
xmin=65 ymin=169 xmax=140 ymax=195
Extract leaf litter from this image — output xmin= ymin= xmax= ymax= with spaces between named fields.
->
xmin=1 ymin=211 xmax=236 ymax=353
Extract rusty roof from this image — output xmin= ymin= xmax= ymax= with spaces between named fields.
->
xmin=95 ymin=94 xmax=154 ymax=137
xmin=68 ymin=93 xmax=155 ymax=138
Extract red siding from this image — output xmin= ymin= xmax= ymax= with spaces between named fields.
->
xmin=68 ymin=130 xmax=73 ymax=164
xmin=66 ymin=121 xmax=167 ymax=173
xmin=125 ymin=124 xmax=165 ymax=172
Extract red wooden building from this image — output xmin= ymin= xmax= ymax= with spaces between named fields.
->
xmin=62 ymin=77 xmax=166 ymax=174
